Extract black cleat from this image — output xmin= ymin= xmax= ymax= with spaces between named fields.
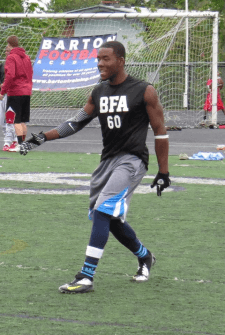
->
xmin=59 ymin=272 xmax=94 ymax=293
xmin=132 ymin=251 xmax=156 ymax=282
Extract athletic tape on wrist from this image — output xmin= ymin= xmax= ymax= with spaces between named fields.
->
xmin=154 ymin=135 xmax=169 ymax=139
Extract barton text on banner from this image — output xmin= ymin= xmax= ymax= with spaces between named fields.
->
xmin=32 ymin=34 xmax=117 ymax=91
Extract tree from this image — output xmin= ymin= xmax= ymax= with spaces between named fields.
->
xmin=198 ymin=0 xmax=225 ymax=60
xmin=48 ymin=0 xmax=102 ymax=13
xmin=176 ymin=0 xmax=225 ymax=60
xmin=144 ymin=0 xmax=225 ymax=59
xmin=0 ymin=0 xmax=23 ymax=12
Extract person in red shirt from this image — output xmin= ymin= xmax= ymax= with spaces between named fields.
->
xmin=203 ymin=72 xmax=225 ymax=121
xmin=0 ymin=46 xmax=17 ymax=151
xmin=0 ymin=35 xmax=33 ymax=152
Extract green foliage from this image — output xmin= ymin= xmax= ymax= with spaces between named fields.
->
xmin=0 ymin=0 xmax=23 ymax=13
xmin=197 ymin=0 xmax=225 ymax=60
xmin=145 ymin=0 xmax=225 ymax=60
xmin=0 ymin=18 xmax=68 ymax=61
xmin=48 ymin=0 xmax=102 ymax=13
xmin=26 ymin=2 xmax=46 ymax=13
xmin=175 ymin=0 xmax=200 ymax=10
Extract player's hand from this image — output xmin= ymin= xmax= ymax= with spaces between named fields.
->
xmin=151 ymin=172 xmax=171 ymax=196
xmin=20 ymin=132 xmax=46 ymax=156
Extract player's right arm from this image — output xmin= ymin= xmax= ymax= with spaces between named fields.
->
xmin=20 ymin=95 xmax=95 ymax=156
xmin=45 ymin=95 xmax=95 ymax=140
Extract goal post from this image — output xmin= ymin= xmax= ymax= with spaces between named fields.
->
xmin=0 ymin=11 xmax=219 ymax=128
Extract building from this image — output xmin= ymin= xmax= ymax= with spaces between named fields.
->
xmin=64 ymin=2 xmax=150 ymax=48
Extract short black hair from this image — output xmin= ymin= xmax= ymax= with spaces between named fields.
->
xmin=100 ymin=41 xmax=126 ymax=59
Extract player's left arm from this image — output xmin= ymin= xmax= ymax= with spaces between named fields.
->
xmin=144 ymin=85 xmax=170 ymax=195
xmin=218 ymin=77 xmax=224 ymax=90
xmin=0 ymin=57 xmax=15 ymax=96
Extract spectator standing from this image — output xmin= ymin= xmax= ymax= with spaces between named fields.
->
xmin=0 ymin=57 xmax=17 ymax=151
xmin=0 ymin=35 xmax=33 ymax=152
xmin=0 ymin=94 xmax=17 ymax=151
xmin=203 ymin=72 xmax=225 ymax=121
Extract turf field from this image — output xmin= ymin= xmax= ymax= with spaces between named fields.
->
xmin=0 ymin=151 xmax=225 ymax=335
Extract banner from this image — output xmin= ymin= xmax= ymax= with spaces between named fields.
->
xmin=32 ymin=34 xmax=117 ymax=91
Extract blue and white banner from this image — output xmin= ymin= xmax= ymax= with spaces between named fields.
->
xmin=32 ymin=34 xmax=117 ymax=91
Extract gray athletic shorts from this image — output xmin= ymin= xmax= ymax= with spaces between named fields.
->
xmin=89 ymin=153 xmax=147 ymax=221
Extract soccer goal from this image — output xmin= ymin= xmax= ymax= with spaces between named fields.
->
xmin=0 ymin=11 xmax=219 ymax=127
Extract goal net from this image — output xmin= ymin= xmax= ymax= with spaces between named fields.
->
xmin=0 ymin=11 xmax=218 ymax=128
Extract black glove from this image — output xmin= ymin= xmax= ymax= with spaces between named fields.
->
xmin=20 ymin=132 xmax=46 ymax=156
xmin=151 ymin=172 xmax=171 ymax=196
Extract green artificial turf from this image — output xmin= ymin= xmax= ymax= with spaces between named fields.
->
xmin=0 ymin=151 xmax=224 ymax=334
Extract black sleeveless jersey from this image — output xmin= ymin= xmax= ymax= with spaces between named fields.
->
xmin=91 ymin=75 xmax=150 ymax=169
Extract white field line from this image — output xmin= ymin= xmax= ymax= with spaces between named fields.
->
xmin=0 ymin=172 xmax=224 ymax=185
xmin=0 ymin=173 xmax=223 ymax=195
